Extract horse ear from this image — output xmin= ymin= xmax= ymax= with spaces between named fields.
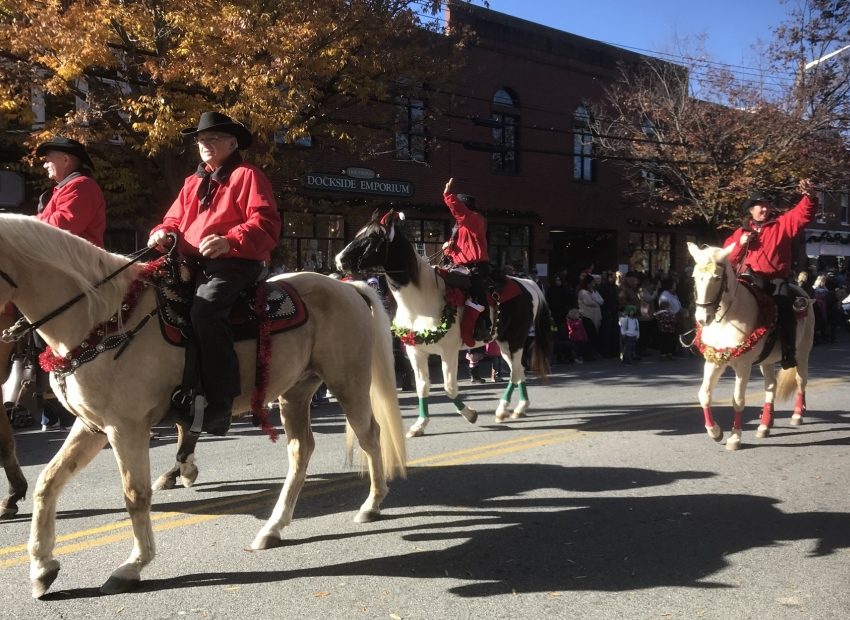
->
xmin=379 ymin=209 xmax=396 ymax=227
xmin=717 ymin=243 xmax=736 ymax=263
xmin=686 ymin=242 xmax=699 ymax=260
xmin=371 ymin=208 xmax=383 ymax=223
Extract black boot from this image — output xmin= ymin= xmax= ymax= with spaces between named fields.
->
xmin=775 ymin=295 xmax=797 ymax=369
xmin=472 ymin=311 xmax=492 ymax=342
xmin=202 ymin=397 xmax=233 ymax=436
xmin=469 ymin=366 xmax=485 ymax=384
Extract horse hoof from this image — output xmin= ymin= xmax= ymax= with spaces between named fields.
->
xmin=790 ymin=413 xmax=803 ymax=427
xmin=251 ymin=533 xmax=283 ymax=550
xmin=1 ymin=504 xmax=19 ymax=519
xmin=510 ymin=410 xmax=527 ymax=419
xmin=755 ymin=425 xmax=769 ymax=439
xmin=354 ymin=509 xmax=381 ymax=524
xmin=705 ymin=424 xmax=723 ymax=442
xmin=459 ymin=407 xmax=478 ymax=424
xmin=100 ymin=574 xmax=140 ymax=595
xmin=31 ymin=565 xmax=60 ymax=599
xmin=725 ymin=433 xmax=742 ymax=451
xmin=406 ymin=418 xmax=428 ymax=438
xmin=152 ymin=475 xmax=176 ymax=491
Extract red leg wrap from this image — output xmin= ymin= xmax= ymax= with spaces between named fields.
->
xmin=702 ymin=407 xmax=715 ymax=428
xmin=732 ymin=409 xmax=743 ymax=431
xmin=794 ymin=392 xmax=806 ymax=415
xmin=759 ymin=403 xmax=774 ymax=428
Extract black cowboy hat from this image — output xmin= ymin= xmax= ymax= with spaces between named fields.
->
xmin=35 ymin=136 xmax=95 ymax=170
xmin=181 ymin=111 xmax=253 ymax=149
xmin=741 ymin=189 xmax=772 ymax=212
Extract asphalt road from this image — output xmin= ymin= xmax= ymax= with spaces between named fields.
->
xmin=1 ymin=340 xmax=849 ymax=619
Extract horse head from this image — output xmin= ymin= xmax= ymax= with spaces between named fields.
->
xmin=688 ymin=242 xmax=734 ymax=326
xmin=336 ymin=209 xmax=420 ymax=287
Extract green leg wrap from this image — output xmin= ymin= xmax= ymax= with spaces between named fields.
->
xmin=518 ymin=382 xmax=529 ymax=401
xmin=501 ymin=383 xmax=516 ymax=402
xmin=418 ymin=398 xmax=429 ymax=419
xmin=452 ymin=396 xmax=465 ymax=412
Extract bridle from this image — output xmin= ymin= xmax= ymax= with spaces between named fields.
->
xmin=0 ymin=246 xmax=159 ymax=343
xmin=693 ymin=261 xmax=729 ymax=323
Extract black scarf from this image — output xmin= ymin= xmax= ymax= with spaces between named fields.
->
xmin=195 ymin=151 xmax=243 ymax=211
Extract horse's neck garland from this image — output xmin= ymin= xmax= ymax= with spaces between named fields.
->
xmin=39 ymin=257 xmax=169 ymax=375
xmin=391 ymin=287 xmax=464 ymax=346
xmin=693 ymin=280 xmax=777 ymax=364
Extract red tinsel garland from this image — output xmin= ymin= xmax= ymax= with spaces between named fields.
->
xmin=251 ymin=283 xmax=278 ymax=442
xmin=39 ymin=257 xmax=168 ymax=373
xmin=693 ymin=283 xmax=776 ymax=364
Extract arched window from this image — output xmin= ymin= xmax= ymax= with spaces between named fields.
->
xmin=491 ymin=88 xmax=519 ymax=173
xmin=573 ymin=105 xmax=592 ymax=181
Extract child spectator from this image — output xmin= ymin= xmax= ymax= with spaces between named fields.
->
xmin=654 ymin=299 xmax=677 ymax=359
xmin=619 ymin=305 xmax=640 ymax=364
xmin=566 ymin=308 xmax=588 ymax=364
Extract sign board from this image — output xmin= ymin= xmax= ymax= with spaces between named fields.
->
xmin=303 ymin=172 xmax=414 ymax=198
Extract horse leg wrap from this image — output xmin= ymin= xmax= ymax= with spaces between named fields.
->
xmin=501 ymin=383 xmax=516 ymax=402
xmin=452 ymin=396 xmax=465 ymax=412
xmin=794 ymin=392 xmax=806 ymax=415
xmin=417 ymin=398 xmax=429 ymax=419
xmin=702 ymin=407 xmax=715 ymax=429
xmin=759 ymin=403 xmax=774 ymax=428
xmin=518 ymin=382 xmax=529 ymax=402
xmin=732 ymin=409 xmax=743 ymax=431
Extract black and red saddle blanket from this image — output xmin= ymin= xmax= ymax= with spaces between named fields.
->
xmin=153 ymin=267 xmax=308 ymax=346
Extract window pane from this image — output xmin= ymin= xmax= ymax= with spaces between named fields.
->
xmin=315 ymin=214 xmax=343 ymax=239
xmin=284 ymin=212 xmax=313 ymax=237
xmin=643 ymin=233 xmax=657 ymax=250
xmin=658 ymin=234 xmax=671 ymax=251
xmin=422 ymin=220 xmax=445 ymax=243
xmin=401 ymin=218 xmax=422 ymax=242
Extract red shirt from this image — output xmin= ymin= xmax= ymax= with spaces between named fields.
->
xmin=443 ymin=192 xmax=489 ymax=265
xmin=723 ymin=195 xmax=817 ymax=279
xmin=152 ymin=162 xmax=281 ymax=261
xmin=37 ymin=174 xmax=106 ymax=247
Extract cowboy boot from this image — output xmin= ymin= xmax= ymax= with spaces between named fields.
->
xmin=775 ymin=295 xmax=797 ymax=369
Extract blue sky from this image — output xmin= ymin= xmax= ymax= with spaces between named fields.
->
xmin=484 ymin=0 xmax=796 ymax=72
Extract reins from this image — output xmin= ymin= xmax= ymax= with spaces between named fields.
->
xmin=1 ymin=246 xmax=160 ymax=343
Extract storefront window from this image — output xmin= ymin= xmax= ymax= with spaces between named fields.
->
xmin=490 ymin=223 xmax=531 ymax=272
xmin=628 ymin=231 xmax=671 ymax=276
xmin=401 ymin=218 xmax=448 ymax=263
xmin=280 ymin=213 xmax=344 ymax=272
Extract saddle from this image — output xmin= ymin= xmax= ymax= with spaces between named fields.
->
xmin=435 ymin=267 xmax=524 ymax=306
xmin=153 ymin=260 xmax=308 ymax=346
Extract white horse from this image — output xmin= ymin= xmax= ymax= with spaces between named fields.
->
xmin=336 ymin=210 xmax=551 ymax=438
xmin=0 ymin=214 xmax=406 ymax=597
xmin=688 ymin=242 xmax=814 ymax=451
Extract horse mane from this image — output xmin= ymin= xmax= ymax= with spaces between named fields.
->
xmin=0 ymin=214 xmax=137 ymax=324
xmin=365 ymin=214 xmax=421 ymax=288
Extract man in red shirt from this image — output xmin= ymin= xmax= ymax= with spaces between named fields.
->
xmin=442 ymin=177 xmax=490 ymax=347
xmin=35 ymin=136 xmax=106 ymax=247
xmin=149 ymin=112 xmax=281 ymax=435
xmin=724 ymin=178 xmax=817 ymax=368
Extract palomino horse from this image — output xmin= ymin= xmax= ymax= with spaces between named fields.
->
xmin=0 ymin=311 xmax=27 ymax=518
xmin=336 ymin=210 xmax=551 ymax=438
xmin=687 ymin=242 xmax=814 ymax=451
xmin=0 ymin=214 xmax=406 ymax=597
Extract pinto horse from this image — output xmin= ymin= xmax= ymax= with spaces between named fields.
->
xmin=336 ymin=210 xmax=551 ymax=438
xmin=688 ymin=242 xmax=814 ymax=451
xmin=0 ymin=214 xmax=406 ymax=597
xmin=0 ymin=311 xmax=27 ymax=518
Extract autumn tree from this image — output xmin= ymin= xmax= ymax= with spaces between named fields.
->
xmin=588 ymin=0 xmax=850 ymax=237
xmin=0 ymin=0 xmax=464 ymax=233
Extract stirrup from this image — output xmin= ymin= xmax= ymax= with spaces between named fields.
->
xmin=792 ymin=297 xmax=808 ymax=312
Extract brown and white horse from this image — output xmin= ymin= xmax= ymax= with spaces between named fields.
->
xmin=0 ymin=214 xmax=406 ymax=597
xmin=688 ymin=242 xmax=814 ymax=451
xmin=337 ymin=210 xmax=551 ymax=438
xmin=0 ymin=311 xmax=27 ymax=518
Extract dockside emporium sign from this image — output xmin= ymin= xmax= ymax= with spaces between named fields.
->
xmin=303 ymin=171 xmax=414 ymax=198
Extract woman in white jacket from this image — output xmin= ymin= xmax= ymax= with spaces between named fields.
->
xmin=577 ymin=274 xmax=603 ymax=359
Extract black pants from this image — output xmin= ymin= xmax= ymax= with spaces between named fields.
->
xmin=191 ymin=257 xmax=264 ymax=405
xmin=467 ymin=262 xmax=491 ymax=307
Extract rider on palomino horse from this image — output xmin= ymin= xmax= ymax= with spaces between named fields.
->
xmin=148 ymin=111 xmax=281 ymax=436
xmin=442 ymin=177 xmax=491 ymax=347
xmin=723 ymin=178 xmax=816 ymax=370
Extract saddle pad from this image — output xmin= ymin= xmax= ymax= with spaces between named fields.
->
xmin=158 ymin=279 xmax=308 ymax=346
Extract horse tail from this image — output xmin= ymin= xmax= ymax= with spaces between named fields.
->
xmin=529 ymin=285 xmax=552 ymax=382
xmin=348 ymin=282 xmax=407 ymax=481
xmin=775 ymin=367 xmax=798 ymax=403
